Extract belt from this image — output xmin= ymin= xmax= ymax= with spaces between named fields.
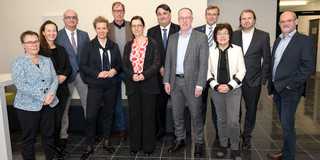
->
xmin=175 ymin=74 xmax=184 ymax=78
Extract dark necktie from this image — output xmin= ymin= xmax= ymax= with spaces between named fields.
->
xmin=102 ymin=51 xmax=110 ymax=71
xmin=163 ymin=28 xmax=168 ymax=49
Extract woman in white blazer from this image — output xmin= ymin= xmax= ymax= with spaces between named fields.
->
xmin=207 ymin=23 xmax=246 ymax=160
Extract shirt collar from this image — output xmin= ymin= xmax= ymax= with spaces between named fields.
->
xmin=65 ymin=28 xmax=77 ymax=35
xmin=179 ymin=28 xmax=193 ymax=37
xmin=160 ymin=23 xmax=171 ymax=30
xmin=113 ymin=20 xmax=125 ymax=29
xmin=215 ymin=42 xmax=233 ymax=50
xmin=242 ymin=27 xmax=255 ymax=35
xmin=279 ymin=29 xmax=296 ymax=39
xmin=206 ymin=23 xmax=216 ymax=30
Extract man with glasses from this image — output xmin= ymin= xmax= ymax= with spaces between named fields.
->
xmin=163 ymin=8 xmax=208 ymax=157
xmin=147 ymin=4 xmax=180 ymax=140
xmin=267 ymin=11 xmax=316 ymax=160
xmin=107 ymin=1 xmax=133 ymax=142
xmin=55 ymin=9 xmax=90 ymax=149
xmin=194 ymin=5 xmax=220 ymax=139
xmin=231 ymin=9 xmax=271 ymax=149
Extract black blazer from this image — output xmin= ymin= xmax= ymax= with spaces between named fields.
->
xmin=39 ymin=44 xmax=72 ymax=97
xmin=194 ymin=24 xmax=207 ymax=34
xmin=79 ymin=38 xmax=122 ymax=85
xmin=147 ymin=23 xmax=180 ymax=66
xmin=268 ymin=31 xmax=316 ymax=95
xmin=122 ymin=37 xmax=161 ymax=95
xmin=232 ymin=28 xmax=271 ymax=87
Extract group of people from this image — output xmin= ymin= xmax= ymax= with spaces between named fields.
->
xmin=11 ymin=2 xmax=316 ymax=160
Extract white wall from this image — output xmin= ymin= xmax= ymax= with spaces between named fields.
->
xmin=0 ymin=0 xmax=206 ymax=74
xmin=208 ymin=0 xmax=278 ymax=45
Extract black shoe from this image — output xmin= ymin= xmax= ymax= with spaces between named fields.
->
xmin=242 ymin=138 xmax=251 ymax=149
xmin=95 ymin=135 xmax=103 ymax=142
xmin=168 ymin=139 xmax=185 ymax=153
xmin=155 ymin=131 xmax=164 ymax=140
xmin=231 ymin=150 xmax=242 ymax=160
xmin=144 ymin=151 xmax=153 ymax=156
xmin=216 ymin=146 xmax=227 ymax=158
xmin=130 ymin=150 xmax=138 ymax=156
xmin=80 ymin=148 xmax=94 ymax=160
xmin=194 ymin=143 xmax=204 ymax=157
xmin=60 ymin=139 xmax=67 ymax=149
xmin=103 ymin=144 xmax=115 ymax=153
xmin=55 ymin=147 xmax=70 ymax=157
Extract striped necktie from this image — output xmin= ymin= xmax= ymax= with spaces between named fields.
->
xmin=163 ymin=28 xmax=168 ymax=49
xmin=208 ymin=27 xmax=213 ymax=47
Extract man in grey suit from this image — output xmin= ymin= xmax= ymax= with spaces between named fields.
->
xmin=231 ymin=9 xmax=271 ymax=149
xmin=55 ymin=9 xmax=90 ymax=148
xmin=163 ymin=8 xmax=208 ymax=157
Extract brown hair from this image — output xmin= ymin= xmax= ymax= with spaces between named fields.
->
xmin=39 ymin=20 xmax=58 ymax=54
xmin=112 ymin=1 xmax=125 ymax=11
xmin=206 ymin=5 xmax=220 ymax=15
xmin=213 ymin=23 xmax=233 ymax=44
xmin=93 ymin=16 xmax=109 ymax=29
xmin=130 ymin=16 xmax=145 ymax=26
xmin=20 ymin=30 xmax=39 ymax=43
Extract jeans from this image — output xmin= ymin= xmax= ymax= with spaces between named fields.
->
xmin=273 ymin=88 xmax=301 ymax=160
xmin=115 ymin=72 xmax=127 ymax=130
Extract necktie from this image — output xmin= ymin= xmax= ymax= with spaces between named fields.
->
xmin=163 ymin=28 xmax=168 ymax=49
xmin=102 ymin=51 xmax=110 ymax=71
xmin=71 ymin=32 xmax=77 ymax=54
xmin=208 ymin=27 xmax=213 ymax=47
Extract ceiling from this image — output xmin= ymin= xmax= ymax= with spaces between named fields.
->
xmin=279 ymin=0 xmax=319 ymax=11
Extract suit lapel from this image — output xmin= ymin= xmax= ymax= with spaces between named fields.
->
xmin=183 ymin=31 xmax=195 ymax=64
xmin=278 ymin=32 xmax=299 ymax=65
xmin=61 ymin=28 xmax=75 ymax=54
xmin=245 ymin=29 xmax=259 ymax=56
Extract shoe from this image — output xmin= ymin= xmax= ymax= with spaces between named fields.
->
xmin=168 ymin=139 xmax=185 ymax=153
xmin=130 ymin=150 xmax=138 ymax=156
xmin=216 ymin=146 xmax=227 ymax=158
xmin=119 ymin=130 xmax=127 ymax=142
xmin=80 ymin=148 xmax=94 ymax=160
xmin=144 ymin=151 xmax=153 ymax=156
xmin=103 ymin=144 xmax=115 ymax=153
xmin=231 ymin=150 xmax=242 ymax=160
xmin=95 ymin=135 xmax=103 ymax=142
xmin=267 ymin=151 xmax=283 ymax=159
xmin=60 ymin=139 xmax=67 ymax=149
xmin=242 ymin=138 xmax=251 ymax=149
xmin=155 ymin=131 xmax=164 ymax=140
xmin=194 ymin=143 xmax=204 ymax=157
xmin=55 ymin=147 xmax=70 ymax=157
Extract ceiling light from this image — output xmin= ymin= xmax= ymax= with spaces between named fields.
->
xmin=280 ymin=1 xmax=308 ymax=6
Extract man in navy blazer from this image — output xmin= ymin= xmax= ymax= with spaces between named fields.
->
xmin=194 ymin=5 xmax=220 ymax=137
xmin=267 ymin=11 xmax=316 ymax=160
xmin=231 ymin=9 xmax=271 ymax=149
xmin=55 ymin=9 xmax=90 ymax=148
xmin=147 ymin=4 xmax=180 ymax=140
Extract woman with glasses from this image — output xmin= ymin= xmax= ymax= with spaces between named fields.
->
xmin=39 ymin=20 xmax=71 ymax=158
xmin=207 ymin=23 xmax=246 ymax=160
xmin=11 ymin=30 xmax=59 ymax=160
xmin=122 ymin=16 xmax=160 ymax=156
xmin=79 ymin=16 xmax=122 ymax=160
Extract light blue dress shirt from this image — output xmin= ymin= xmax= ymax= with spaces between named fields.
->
xmin=176 ymin=29 xmax=192 ymax=74
xmin=272 ymin=30 xmax=296 ymax=82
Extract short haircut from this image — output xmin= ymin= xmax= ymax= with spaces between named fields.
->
xmin=93 ymin=16 xmax=109 ymax=29
xmin=130 ymin=16 xmax=145 ymax=26
xmin=281 ymin=10 xmax=297 ymax=19
xmin=155 ymin=4 xmax=171 ymax=14
xmin=213 ymin=23 xmax=233 ymax=44
xmin=239 ymin=9 xmax=256 ymax=28
xmin=63 ymin=9 xmax=78 ymax=18
xmin=112 ymin=1 xmax=125 ymax=11
xmin=206 ymin=5 xmax=220 ymax=15
xmin=20 ymin=30 xmax=38 ymax=43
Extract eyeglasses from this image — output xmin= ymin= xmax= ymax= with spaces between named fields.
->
xmin=23 ymin=40 xmax=40 ymax=46
xmin=206 ymin=13 xmax=218 ymax=17
xmin=217 ymin=32 xmax=229 ymax=36
xmin=113 ymin=10 xmax=124 ymax=14
xmin=279 ymin=19 xmax=296 ymax=24
xmin=64 ymin=16 xmax=78 ymax=20
xmin=178 ymin=16 xmax=192 ymax=21
xmin=132 ymin=24 xmax=143 ymax=28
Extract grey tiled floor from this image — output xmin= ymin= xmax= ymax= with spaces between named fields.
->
xmin=10 ymin=74 xmax=320 ymax=160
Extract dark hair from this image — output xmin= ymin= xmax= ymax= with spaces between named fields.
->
xmin=112 ymin=1 xmax=125 ymax=11
xmin=213 ymin=23 xmax=233 ymax=44
xmin=39 ymin=20 xmax=58 ymax=54
xmin=93 ymin=16 xmax=109 ymax=29
xmin=239 ymin=9 xmax=256 ymax=28
xmin=130 ymin=16 xmax=145 ymax=26
xmin=20 ymin=30 xmax=39 ymax=43
xmin=155 ymin=4 xmax=171 ymax=14
xmin=206 ymin=5 xmax=220 ymax=15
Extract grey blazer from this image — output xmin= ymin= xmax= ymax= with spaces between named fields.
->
xmin=163 ymin=29 xmax=209 ymax=92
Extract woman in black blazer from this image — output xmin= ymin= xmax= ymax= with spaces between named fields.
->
xmin=123 ymin=16 xmax=161 ymax=156
xmin=79 ymin=16 xmax=122 ymax=160
xmin=39 ymin=20 xmax=71 ymax=158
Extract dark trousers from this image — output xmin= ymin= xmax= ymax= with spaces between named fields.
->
xmin=202 ymin=84 xmax=218 ymax=132
xmin=16 ymin=106 xmax=55 ymax=160
xmin=54 ymin=87 xmax=68 ymax=148
xmin=273 ymin=87 xmax=301 ymax=160
xmin=240 ymin=82 xmax=261 ymax=139
xmin=85 ymin=83 xmax=118 ymax=146
xmin=128 ymin=91 xmax=156 ymax=152
xmin=156 ymin=74 xmax=169 ymax=133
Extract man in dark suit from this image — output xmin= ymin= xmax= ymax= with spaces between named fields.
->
xmin=55 ymin=9 xmax=90 ymax=148
xmin=194 ymin=5 xmax=220 ymax=137
xmin=147 ymin=4 xmax=180 ymax=140
xmin=267 ymin=11 xmax=316 ymax=160
xmin=231 ymin=9 xmax=271 ymax=149
xmin=163 ymin=8 xmax=208 ymax=157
